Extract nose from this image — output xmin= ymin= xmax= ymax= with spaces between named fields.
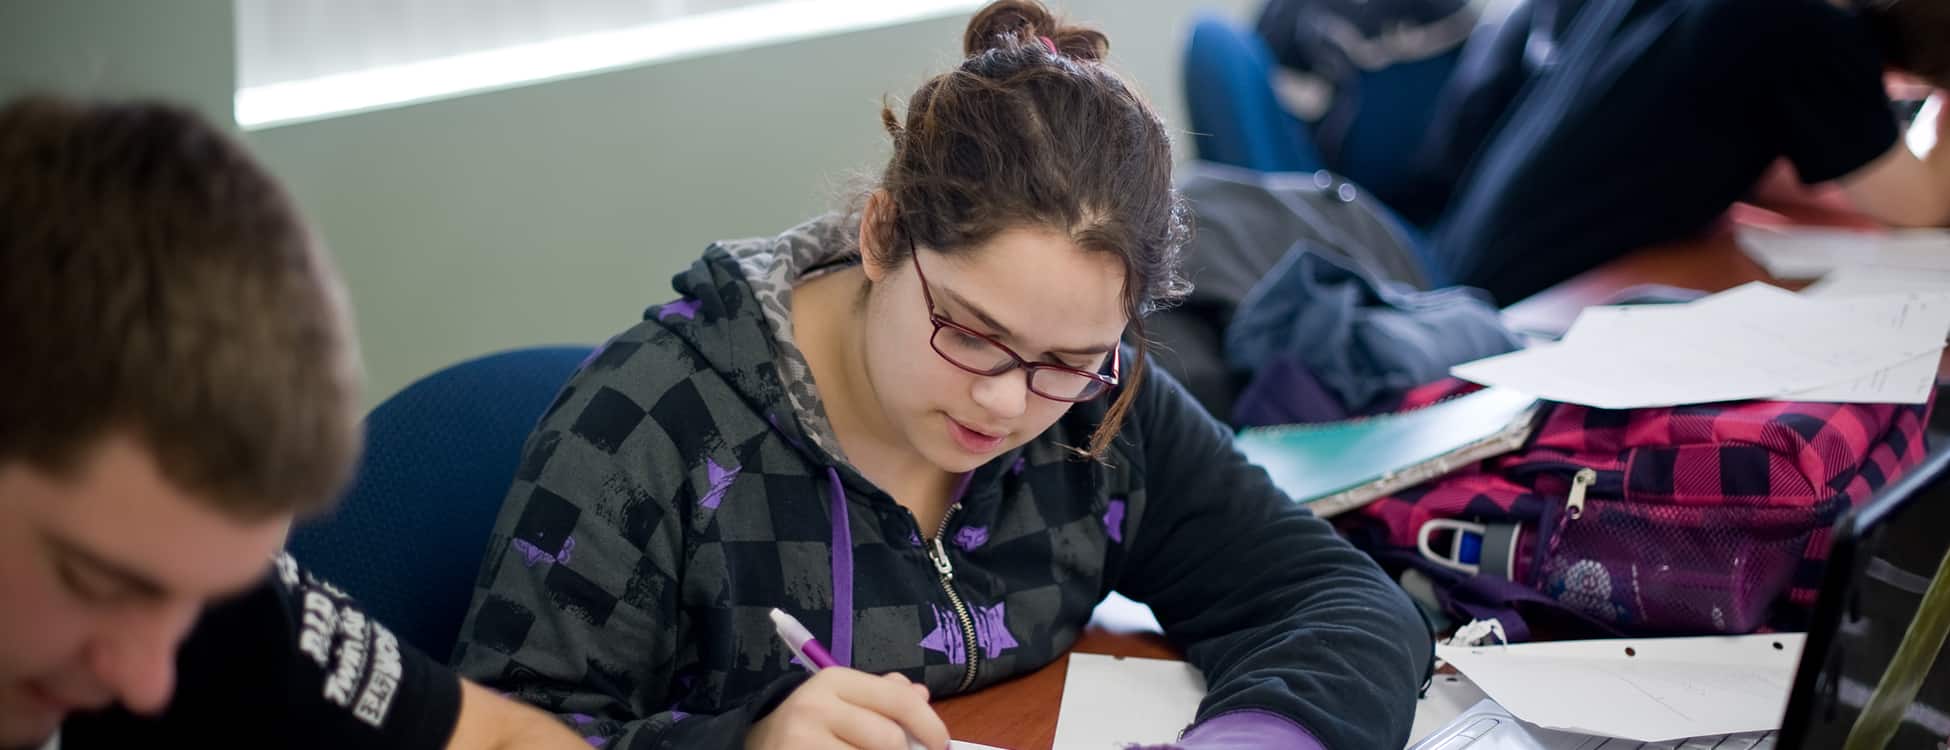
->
xmin=970 ymin=367 xmax=1030 ymax=421
xmin=89 ymin=601 xmax=198 ymax=715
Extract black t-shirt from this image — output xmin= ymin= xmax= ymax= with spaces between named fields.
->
xmin=59 ymin=553 xmax=461 ymax=749
xmin=1431 ymin=0 xmax=1902 ymax=304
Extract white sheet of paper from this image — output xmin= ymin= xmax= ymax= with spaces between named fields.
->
xmin=1452 ymin=343 xmax=1735 ymax=409
xmin=1051 ymin=653 xmax=1205 ymax=750
xmin=1684 ymin=283 xmax=1935 ymax=365
xmin=1736 ymin=226 xmax=1950 ymax=279
xmin=950 ymin=742 xmax=1009 ymax=749
xmin=1785 ymin=350 xmax=1942 ymax=403
xmin=1813 ymin=288 xmax=1950 ymax=331
xmin=1453 ymin=283 xmax=1946 ymax=408
xmin=1554 ymin=300 xmax=1845 ymax=404
xmin=1779 ymin=290 xmax=1950 ymax=402
xmin=1436 ymin=634 xmax=1804 ymax=742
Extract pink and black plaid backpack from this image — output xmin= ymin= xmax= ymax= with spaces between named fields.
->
xmin=1334 ymin=379 xmax=1934 ymax=641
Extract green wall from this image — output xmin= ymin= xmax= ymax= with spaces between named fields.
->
xmin=0 ymin=0 xmax=234 ymax=126
xmin=2 ymin=0 xmax=1255 ymax=408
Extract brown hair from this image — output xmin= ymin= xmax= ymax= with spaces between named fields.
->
xmin=0 ymin=95 xmax=361 ymax=520
xmin=1863 ymin=0 xmax=1950 ymax=89
xmin=869 ymin=0 xmax=1191 ymax=459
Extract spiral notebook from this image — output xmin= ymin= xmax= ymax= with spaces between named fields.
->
xmin=1234 ymin=387 xmax=1543 ymax=518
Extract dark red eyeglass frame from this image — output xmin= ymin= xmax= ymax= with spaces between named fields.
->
xmin=903 ymin=220 xmax=1121 ymax=403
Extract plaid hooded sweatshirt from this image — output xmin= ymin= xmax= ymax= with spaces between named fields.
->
xmin=452 ymin=215 xmax=1431 ymax=749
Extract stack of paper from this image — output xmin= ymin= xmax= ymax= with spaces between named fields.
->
xmin=1453 ymin=283 xmax=1950 ymax=408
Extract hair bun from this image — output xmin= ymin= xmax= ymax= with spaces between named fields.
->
xmin=962 ymin=0 xmax=1109 ymax=62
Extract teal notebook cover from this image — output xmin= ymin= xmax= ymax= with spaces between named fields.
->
xmin=1234 ymin=387 xmax=1542 ymax=518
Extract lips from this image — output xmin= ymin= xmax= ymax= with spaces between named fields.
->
xmin=946 ymin=416 xmax=1006 ymax=454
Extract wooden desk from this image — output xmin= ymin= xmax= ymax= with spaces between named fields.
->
xmin=1499 ymin=222 xmax=1773 ymax=337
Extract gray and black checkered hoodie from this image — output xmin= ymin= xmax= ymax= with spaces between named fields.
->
xmin=452 ymin=215 xmax=1431 ymax=749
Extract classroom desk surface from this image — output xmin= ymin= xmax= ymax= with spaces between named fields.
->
xmin=935 ymin=596 xmax=1175 ymax=748
xmin=1501 ymin=212 xmax=1950 ymax=377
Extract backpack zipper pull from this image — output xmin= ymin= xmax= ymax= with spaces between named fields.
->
xmin=1566 ymin=468 xmax=1597 ymax=520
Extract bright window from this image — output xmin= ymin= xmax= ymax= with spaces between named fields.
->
xmin=234 ymin=0 xmax=982 ymax=129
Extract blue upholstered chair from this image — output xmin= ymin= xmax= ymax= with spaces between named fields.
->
xmin=284 ymin=344 xmax=593 ymax=661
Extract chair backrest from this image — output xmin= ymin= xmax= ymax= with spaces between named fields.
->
xmin=285 ymin=345 xmax=592 ymax=662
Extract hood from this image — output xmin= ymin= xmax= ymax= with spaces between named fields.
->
xmin=642 ymin=213 xmax=857 ymax=468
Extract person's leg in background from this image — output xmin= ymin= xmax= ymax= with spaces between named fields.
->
xmin=1249 ymin=0 xmax=1495 ymax=229
xmin=1183 ymin=12 xmax=1328 ymax=174
xmin=1183 ymin=12 xmax=1451 ymax=278
xmin=1322 ymin=51 xmax=1467 ymax=228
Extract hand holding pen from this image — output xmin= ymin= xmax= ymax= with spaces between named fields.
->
xmin=744 ymin=608 xmax=948 ymax=750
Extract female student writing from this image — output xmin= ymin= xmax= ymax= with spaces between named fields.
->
xmin=452 ymin=2 xmax=1431 ymax=748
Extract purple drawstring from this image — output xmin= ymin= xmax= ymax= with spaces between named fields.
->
xmin=826 ymin=467 xmax=854 ymax=667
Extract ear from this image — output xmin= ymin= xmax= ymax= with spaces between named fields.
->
xmin=859 ymin=189 xmax=894 ymax=284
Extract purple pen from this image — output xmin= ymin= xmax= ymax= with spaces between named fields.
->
xmin=768 ymin=608 xmax=932 ymax=750
xmin=768 ymin=608 xmax=840 ymax=670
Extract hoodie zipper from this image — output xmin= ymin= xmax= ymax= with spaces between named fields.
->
xmin=924 ymin=502 xmax=981 ymax=692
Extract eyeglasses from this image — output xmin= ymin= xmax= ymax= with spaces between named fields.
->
xmin=905 ymin=225 xmax=1120 ymax=403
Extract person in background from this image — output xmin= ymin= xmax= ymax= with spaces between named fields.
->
xmin=0 ymin=95 xmax=586 ymax=750
xmin=1236 ymin=0 xmax=1950 ymax=304
xmin=451 ymin=1 xmax=1432 ymax=749
xmin=1424 ymin=0 xmax=1950 ymax=303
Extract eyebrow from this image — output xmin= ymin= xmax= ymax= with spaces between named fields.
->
xmin=937 ymin=288 xmax=1116 ymax=358
xmin=46 ymin=532 xmax=170 ymax=601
